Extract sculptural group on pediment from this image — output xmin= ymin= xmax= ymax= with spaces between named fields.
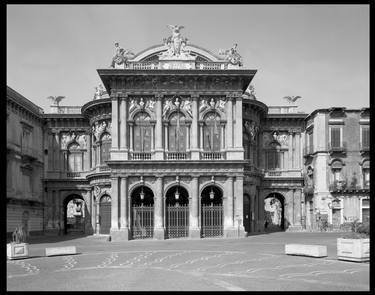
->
xmin=61 ymin=131 xmax=87 ymax=149
xmin=110 ymin=42 xmax=135 ymax=68
xmin=160 ymin=25 xmax=195 ymax=60
xmin=92 ymin=120 xmax=111 ymax=141
xmin=129 ymin=97 xmax=156 ymax=115
xmin=162 ymin=96 xmax=192 ymax=118
xmin=199 ymin=97 xmax=227 ymax=113
xmin=219 ymin=43 xmax=243 ymax=67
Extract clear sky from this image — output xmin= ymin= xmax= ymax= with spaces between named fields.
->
xmin=7 ymin=4 xmax=369 ymax=114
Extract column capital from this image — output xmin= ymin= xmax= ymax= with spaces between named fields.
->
xmin=190 ymin=93 xmax=199 ymax=100
xmin=120 ymin=93 xmax=129 ymax=100
xmin=155 ymin=93 xmax=163 ymax=100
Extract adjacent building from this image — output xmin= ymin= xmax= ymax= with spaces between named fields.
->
xmin=6 ymin=27 xmax=370 ymax=240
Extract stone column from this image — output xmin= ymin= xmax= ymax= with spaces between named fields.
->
xmin=111 ymin=94 xmax=119 ymax=150
xmin=234 ymin=97 xmax=243 ymax=149
xmin=154 ymin=177 xmax=165 ymax=239
xmin=199 ymin=123 xmax=204 ymax=150
xmin=96 ymin=197 xmax=100 ymax=234
xmin=190 ymin=95 xmax=200 ymax=160
xmin=250 ymin=193 xmax=255 ymax=233
xmin=294 ymin=189 xmax=302 ymax=228
xmin=54 ymin=132 xmax=60 ymax=172
xmin=129 ymin=123 xmax=134 ymax=152
xmin=120 ymin=95 xmax=128 ymax=156
xmin=234 ymin=176 xmax=246 ymax=237
xmin=119 ymin=177 xmax=130 ymax=239
xmin=164 ymin=124 xmax=169 ymax=152
xmin=224 ymin=176 xmax=235 ymax=237
xmin=110 ymin=177 xmax=119 ymax=234
xmin=189 ymin=176 xmax=200 ymax=238
xmin=186 ymin=125 xmax=190 ymax=152
xmin=54 ymin=190 xmax=60 ymax=231
xmin=226 ymin=97 xmax=233 ymax=149
xmin=154 ymin=95 xmax=164 ymax=159
xmin=288 ymin=132 xmax=293 ymax=170
xmin=87 ymin=133 xmax=92 ymax=169
xmin=295 ymin=132 xmax=301 ymax=169
xmin=220 ymin=124 xmax=225 ymax=150
xmin=91 ymin=189 xmax=96 ymax=234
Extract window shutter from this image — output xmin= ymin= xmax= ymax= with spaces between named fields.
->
xmin=362 ymin=127 xmax=369 ymax=147
xmin=331 ymin=127 xmax=341 ymax=147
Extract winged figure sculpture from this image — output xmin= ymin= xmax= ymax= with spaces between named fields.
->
xmin=283 ymin=96 xmax=301 ymax=104
xmin=47 ymin=96 xmax=65 ymax=105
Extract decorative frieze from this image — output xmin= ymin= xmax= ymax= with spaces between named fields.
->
xmin=92 ymin=120 xmax=112 ymax=141
xmin=162 ymin=96 xmax=192 ymax=119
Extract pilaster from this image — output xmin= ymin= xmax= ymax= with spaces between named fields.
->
xmin=154 ymin=176 xmax=165 ymax=239
xmin=110 ymin=92 xmax=119 ymax=151
xmin=189 ymin=176 xmax=200 ymax=238
xmin=224 ymin=176 xmax=236 ymax=237
xmin=154 ymin=94 xmax=164 ymax=160
xmin=110 ymin=177 xmax=119 ymax=235
xmin=190 ymin=94 xmax=200 ymax=160
xmin=234 ymin=176 xmax=246 ymax=237
xmin=119 ymin=94 xmax=129 ymax=160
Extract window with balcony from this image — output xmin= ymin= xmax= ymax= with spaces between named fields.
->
xmin=266 ymin=142 xmax=281 ymax=170
xmin=360 ymin=198 xmax=369 ymax=223
xmin=203 ymin=113 xmax=221 ymax=152
xmin=361 ymin=126 xmax=369 ymax=151
xmin=100 ymin=133 xmax=111 ymax=164
xmin=67 ymin=143 xmax=83 ymax=172
xmin=169 ymin=112 xmax=186 ymax=153
xmin=134 ymin=112 xmax=152 ymax=152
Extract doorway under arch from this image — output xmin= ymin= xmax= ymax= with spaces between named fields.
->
xmin=264 ymin=193 xmax=285 ymax=232
xmin=130 ymin=186 xmax=154 ymax=239
xmin=64 ymin=194 xmax=86 ymax=235
xmin=201 ymin=185 xmax=223 ymax=238
xmin=99 ymin=195 xmax=111 ymax=234
xmin=165 ymin=185 xmax=189 ymax=239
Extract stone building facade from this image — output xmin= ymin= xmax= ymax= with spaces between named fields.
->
xmin=6 ymin=28 xmax=370 ymax=239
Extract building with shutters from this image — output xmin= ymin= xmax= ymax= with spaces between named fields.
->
xmin=6 ymin=27 xmax=370 ymax=239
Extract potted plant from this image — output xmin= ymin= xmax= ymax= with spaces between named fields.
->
xmin=7 ymin=225 xmax=29 ymax=260
xmin=337 ymin=219 xmax=369 ymax=262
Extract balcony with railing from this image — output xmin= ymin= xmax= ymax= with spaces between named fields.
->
xmin=264 ymin=169 xmax=302 ymax=178
xmin=130 ymin=152 xmax=152 ymax=160
xmin=328 ymin=141 xmax=347 ymax=154
xmin=165 ymin=151 xmax=190 ymax=160
xmin=200 ymin=151 xmax=225 ymax=160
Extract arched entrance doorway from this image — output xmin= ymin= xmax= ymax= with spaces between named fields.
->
xmin=243 ymin=194 xmax=251 ymax=233
xmin=130 ymin=186 xmax=154 ymax=239
xmin=99 ymin=195 xmax=111 ymax=234
xmin=264 ymin=193 xmax=285 ymax=232
xmin=201 ymin=185 xmax=223 ymax=238
xmin=64 ymin=195 xmax=86 ymax=235
xmin=165 ymin=185 xmax=189 ymax=239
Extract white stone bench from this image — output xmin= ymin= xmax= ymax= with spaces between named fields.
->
xmin=45 ymin=246 xmax=77 ymax=257
xmin=285 ymin=244 xmax=327 ymax=257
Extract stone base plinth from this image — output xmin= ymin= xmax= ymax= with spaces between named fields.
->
xmin=153 ymin=228 xmax=165 ymax=240
xmin=190 ymin=150 xmax=200 ymax=160
xmin=286 ymin=225 xmax=304 ymax=232
xmin=110 ymin=229 xmax=131 ymax=241
xmin=110 ymin=150 xmax=128 ymax=161
xmin=226 ymin=148 xmax=244 ymax=160
xmin=189 ymin=228 xmax=201 ymax=239
xmin=153 ymin=150 xmax=164 ymax=160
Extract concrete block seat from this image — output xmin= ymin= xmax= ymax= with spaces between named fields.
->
xmin=285 ymin=244 xmax=327 ymax=258
xmin=45 ymin=246 xmax=77 ymax=257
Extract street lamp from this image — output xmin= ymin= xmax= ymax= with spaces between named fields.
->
xmin=140 ymin=187 xmax=145 ymax=200
xmin=175 ymin=187 xmax=180 ymax=200
xmin=209 ymin=188 xmax=215 ymax=207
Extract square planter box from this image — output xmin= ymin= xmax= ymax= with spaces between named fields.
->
xmin=337 ymin=238 xmax=369 ymax=262
xmin=7 ymin=243 xmax=29 ymax=260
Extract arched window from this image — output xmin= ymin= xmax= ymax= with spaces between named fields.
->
xmin=134 ymin=112 xmax=152 ymax=152
xmin=362 ymin=160 xmax=370 ymax=188
xmin=67 ymin=143 xmax=83 ymax=172
xmin=100 ymin=133 xmax=111 ymax=164
xmin=266 ymin=142 xmax=281 ymax=170
xmin=203 ymin=112 xmax=221 ymax=152
xmin=169 ymin=112 xmax=186 ymax=152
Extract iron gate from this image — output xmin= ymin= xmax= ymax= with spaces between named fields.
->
xmin=131 ymin=205 xmax=154 ymax=239
xmin=166 ymin=204 xmax=189 ymax=238
xmin=201 ymin=204 xmax=223 ymax=238
xmin=99 ymin=201 xmax=111 ymax=234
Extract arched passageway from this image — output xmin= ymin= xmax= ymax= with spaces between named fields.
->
xmin=99 ymin=195 xmax=111 ymax=234
xmin=201 ymin=185 xmax=223 ymax=238
xmin=165 ymin=185 xmax=189 ymax=239
xmin=64 ymin=194 xmax=86 ymax=235
xmin=130 ymin=186 xmax=154 ymax=239
xmin=264 ymin=193 xmax=285 ymax=232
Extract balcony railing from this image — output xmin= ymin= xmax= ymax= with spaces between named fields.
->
xmin=200 ymin=151 xmax=225 ymax=160
xmin=328 ymin=142 xmax=347 ymax=153
xmin=264 ymin=169 xmax=302 ymax=177
xmin=130 ymin=152 xmax=152 ymax=160
xmin=99 ymin=165 xmax=111 ymax=171
xmin=122 ymin=62 xmax=227 ymax=70
xmin=165 ymin=152 xmax=190 ymax=160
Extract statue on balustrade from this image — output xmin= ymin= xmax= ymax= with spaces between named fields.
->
xmin=110 ymin=42 xmax=135 ymax=68
xmin=219 ymin=43 xmax=243 ymax=67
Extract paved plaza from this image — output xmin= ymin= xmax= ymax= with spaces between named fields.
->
xmin=7 ymin=232 xmax=369 ymax=291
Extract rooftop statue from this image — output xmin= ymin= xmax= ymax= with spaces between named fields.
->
xmin=47 ymin=95 xmax=65 ymax=106
xmin=219 ymin=43 xmax=243 ymax=67
xmin=283 ymin=96 xmax=301 ymax=104
xmin=160 ymin=25 xmax=194 ymax=59
xmin=110 ymin=42 xmax=135 ymax=68
xmin=93 ymin=84 xmax=106 ymax=100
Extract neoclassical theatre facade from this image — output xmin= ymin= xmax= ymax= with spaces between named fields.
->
xmin=7 ymin=27 xmax=370 ymax=240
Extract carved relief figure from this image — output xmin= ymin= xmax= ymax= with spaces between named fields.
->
xmin=174 ymin=97 xmax=181 ymax=108
xmin=163 ymin=98 xmax=173 ymax=117
xmin=277 ymin=134 xmax=288 ymax=146
xmin=209 ymin=98 xmax=216 ymax=108
xmin=160 ymin=25 xmax=195 ymax=59
xmin=199 ymin=99 xmax=209 ymax=113
xmin=139 ymin=98 xmax=145 ymax=109
xmin=215 ymin=98 xmax=226 ymax=112
xmin=145 ymin=99 xmax=156 ymax=112
xmin=129 ymin=98 xmax=138 ymax=113
xmin=244 ymin=121 xmax=259 ymax=141
xmin=183 ymin=99 xmax=192 ymax=117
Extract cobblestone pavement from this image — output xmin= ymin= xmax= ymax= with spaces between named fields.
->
xmin=6 ymin=232 xmax=370 ymax=291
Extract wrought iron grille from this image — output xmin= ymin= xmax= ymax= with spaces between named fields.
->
xmin=166 ymin=204 xmax=189 ymax=239
xmin=131 ymin=205 xmax=154 ymax=239
xmin=201 ymin=204 xmax=223 ymax=238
